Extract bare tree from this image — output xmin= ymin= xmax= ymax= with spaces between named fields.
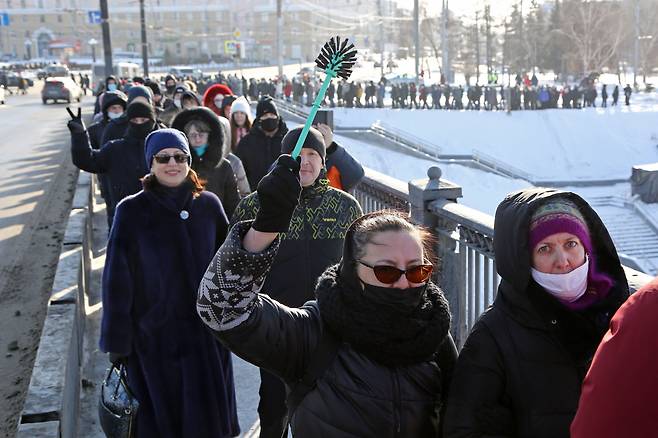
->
xmin=557 ymin=0 xmax=629 ymax=75
xmin=635 ymin=0 xmax=658 ymax=84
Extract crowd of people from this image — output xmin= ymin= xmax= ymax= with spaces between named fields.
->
xmin=187 ymin=71 xmax=635 ymax=112
xmin=63 ymin=71 xmax=656 ymax=437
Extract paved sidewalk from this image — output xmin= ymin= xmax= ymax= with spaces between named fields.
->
xmin=77 ymin=178 xmax=261 ymax=437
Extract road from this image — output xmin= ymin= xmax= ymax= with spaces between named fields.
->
xmin=0 ymin=83 xmax=82 ymax=437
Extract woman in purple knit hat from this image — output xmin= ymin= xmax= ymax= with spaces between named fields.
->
xmin=443 ymin=188 xmax=629 ymax=438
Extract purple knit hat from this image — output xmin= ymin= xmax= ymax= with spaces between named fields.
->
xmin=529 ymin=199 xmax=591 ymax=253
xmin=529 ymin=198 xmax=614 ymax=310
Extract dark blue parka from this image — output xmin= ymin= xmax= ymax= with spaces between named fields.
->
xmin=100 ymin=187 xmax=239 ymax=438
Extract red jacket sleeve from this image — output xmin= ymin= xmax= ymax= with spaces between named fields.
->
xmin=571 ymin=279 xmax=658 ymax=437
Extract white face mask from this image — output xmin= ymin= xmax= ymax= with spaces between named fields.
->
xmin=173 ymin=98 xmax=182 ymax=109
xmin=107 ymin=111 xmax=123 ymax=120
xmin=531 ymin=255 xmax=589 ymax=302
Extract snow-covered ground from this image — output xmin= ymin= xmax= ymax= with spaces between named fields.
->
xmin=331 ymin=100 xmax=658 ymax=182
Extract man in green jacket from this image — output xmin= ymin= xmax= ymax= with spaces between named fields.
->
xmin=231 ymin=126 xmax=362 ymax=438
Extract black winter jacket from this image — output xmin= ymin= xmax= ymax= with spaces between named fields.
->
xmin=171 ymin=107 xmax=240 ymax=218
xmin=197 ymin=222 xmax=458 ymax=437
xmin=87 ymin=119 xmax=107 ymax=150
xmin=86 ymin=119 xmax=111 ymax=202
xmin=234 ymin=118 xmax=288 ymax=190
xmin=71 ymin=124 xmax=158 ymax=225
xmin=443 ymin=189 xmax=629 ymax=438
xmin=230 ymin=178 xmax=362 ymax=307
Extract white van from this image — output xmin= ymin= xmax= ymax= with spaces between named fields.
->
xmin=91 ymin=62 xmax=141 ymax=91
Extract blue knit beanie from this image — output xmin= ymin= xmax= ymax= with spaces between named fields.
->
xmin=144 ymin=129 xmax=191 ymax=167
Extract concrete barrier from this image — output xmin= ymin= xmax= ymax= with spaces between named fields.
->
xmin=17 ymin=171 xmax=93 ymax=438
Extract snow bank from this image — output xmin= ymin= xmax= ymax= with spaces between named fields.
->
xmin=333 ymin=102 xmax=658 ymax=182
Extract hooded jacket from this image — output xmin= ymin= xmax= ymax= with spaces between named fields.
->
xmin=202 ymin=83 xmax=234 ymax=117
xmin=217 ymin=116 xmax=251 ymax=198
xmin=171 ymin=107 xmax=240 ymax=218
xmin=100 ymin=91 xmax=165 ymax=146
xmin=443 ymin=188 xmax=629 ymax=438
xmin=197 ymin=221 xmax=457 ymax=437
xmin=234 ymin=118 xmax=288 ymax=190
xmin=93 ymin=75 xmax=119 ymax=114
xmin=85 ymin=90 xmax=128 ymax=202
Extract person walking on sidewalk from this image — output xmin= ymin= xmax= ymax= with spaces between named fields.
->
xmin=623 ymin=84 xmax=632 ymax=106
xmin=235 ymin=97 xmax=288 ymax=190
xmin=100 ymin=129 xmax=239 ymax=438
xmin=443 ymin=189 xmax=629 ymax=438
xmin=230 ymin=127 xmax=362 ymax=438
xmin=228 ymin=96 xmax=253 ymax=153
xmin=197 ymin=154 xmax=457 ymax=436
xmin=171 ymin=107 xmax=240 ymax=218
xmin=76 ymin=90 xmax=127 ymax=203
xmin=612 ymin=85 xmax=620 ymax=106
xmin=68 ymin=100 xmax=160 ymax=228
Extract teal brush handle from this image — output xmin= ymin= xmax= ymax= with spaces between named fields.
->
xmin=291 ymin=68 xmax=336 ymax=159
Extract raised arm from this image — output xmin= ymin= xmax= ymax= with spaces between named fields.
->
xmin=198 ymin=154 xmax=318 ymax=380
xmin=67 ymin=107 xmax=110 ymax=173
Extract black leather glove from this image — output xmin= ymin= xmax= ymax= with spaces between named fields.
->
xmin=66 ymin=107 xmax=86 ymax=134
xmin=109 ymin=352 xmax=126 ymax=365
xmin=252 ymin=154 xmax=302 ymax=233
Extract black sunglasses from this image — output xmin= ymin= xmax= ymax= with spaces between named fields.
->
xmin=358 ymin=260 xmax=433 ymax=284
xmin=153 ymin=154 xmax=189 ymax=164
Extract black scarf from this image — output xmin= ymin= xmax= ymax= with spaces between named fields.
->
xmin=316 ymin=264 xmax=451 ymax=367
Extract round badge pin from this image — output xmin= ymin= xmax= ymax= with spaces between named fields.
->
xmin=180 ymin=210 xmax=189 ymax=220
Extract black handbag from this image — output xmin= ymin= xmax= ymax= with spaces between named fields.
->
xmin=98 ymin=362 xmax=139 ymax=438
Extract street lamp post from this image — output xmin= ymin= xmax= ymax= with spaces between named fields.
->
xmin=88 ymin=38 xmax=98 ymax=63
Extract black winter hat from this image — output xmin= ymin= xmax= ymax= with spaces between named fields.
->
xmin=126 ymin=100 xmax=156 ymax=121
xmin=174 ymin=84 xmax=189 ymax=95
xmin=144 ymin=80 xmax=162 ymax=96
xmin=164 ymin=74 xmax=176 ymax=84
xmin=127 ymin=84 xmax=153 ymax=104
xmin=280 ymin=126 xmax=326 ymax=162
xmin=101 ymin=90 xmax=128 ymax=113
xmin=180 ymin=90 xmax=201 ymax=106
xmin=256 ymin=96 xmax=278 ymax=118
xmin=221 ymin=95 xmax=237 ymax=110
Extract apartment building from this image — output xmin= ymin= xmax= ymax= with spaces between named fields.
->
xmin=0 ymin=0 xmax=396 ymax=63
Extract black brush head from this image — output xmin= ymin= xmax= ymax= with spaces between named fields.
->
xmin=314 ymin=36 xmax=358 ymax=80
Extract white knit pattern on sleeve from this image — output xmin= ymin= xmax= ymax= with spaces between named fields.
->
xmin=197 ymin=221 xmax=280 ymax=331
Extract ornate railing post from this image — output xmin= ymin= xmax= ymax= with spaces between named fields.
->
xmin=409 ymin=167 xmax=464 ymax=340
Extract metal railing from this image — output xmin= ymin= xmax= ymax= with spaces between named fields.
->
xmin=356 ymin=166 xmax=654 ymax=347
xmin=353 ymin=167 xmax=410 ymax=214
xmin=371 ymin=122 xmax=443 ymax=158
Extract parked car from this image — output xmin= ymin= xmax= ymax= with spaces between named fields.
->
xmin=6 ymin=73 xmax=34 ymax=87
xmin=41 ymin=77 xmax=82 ymax=104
